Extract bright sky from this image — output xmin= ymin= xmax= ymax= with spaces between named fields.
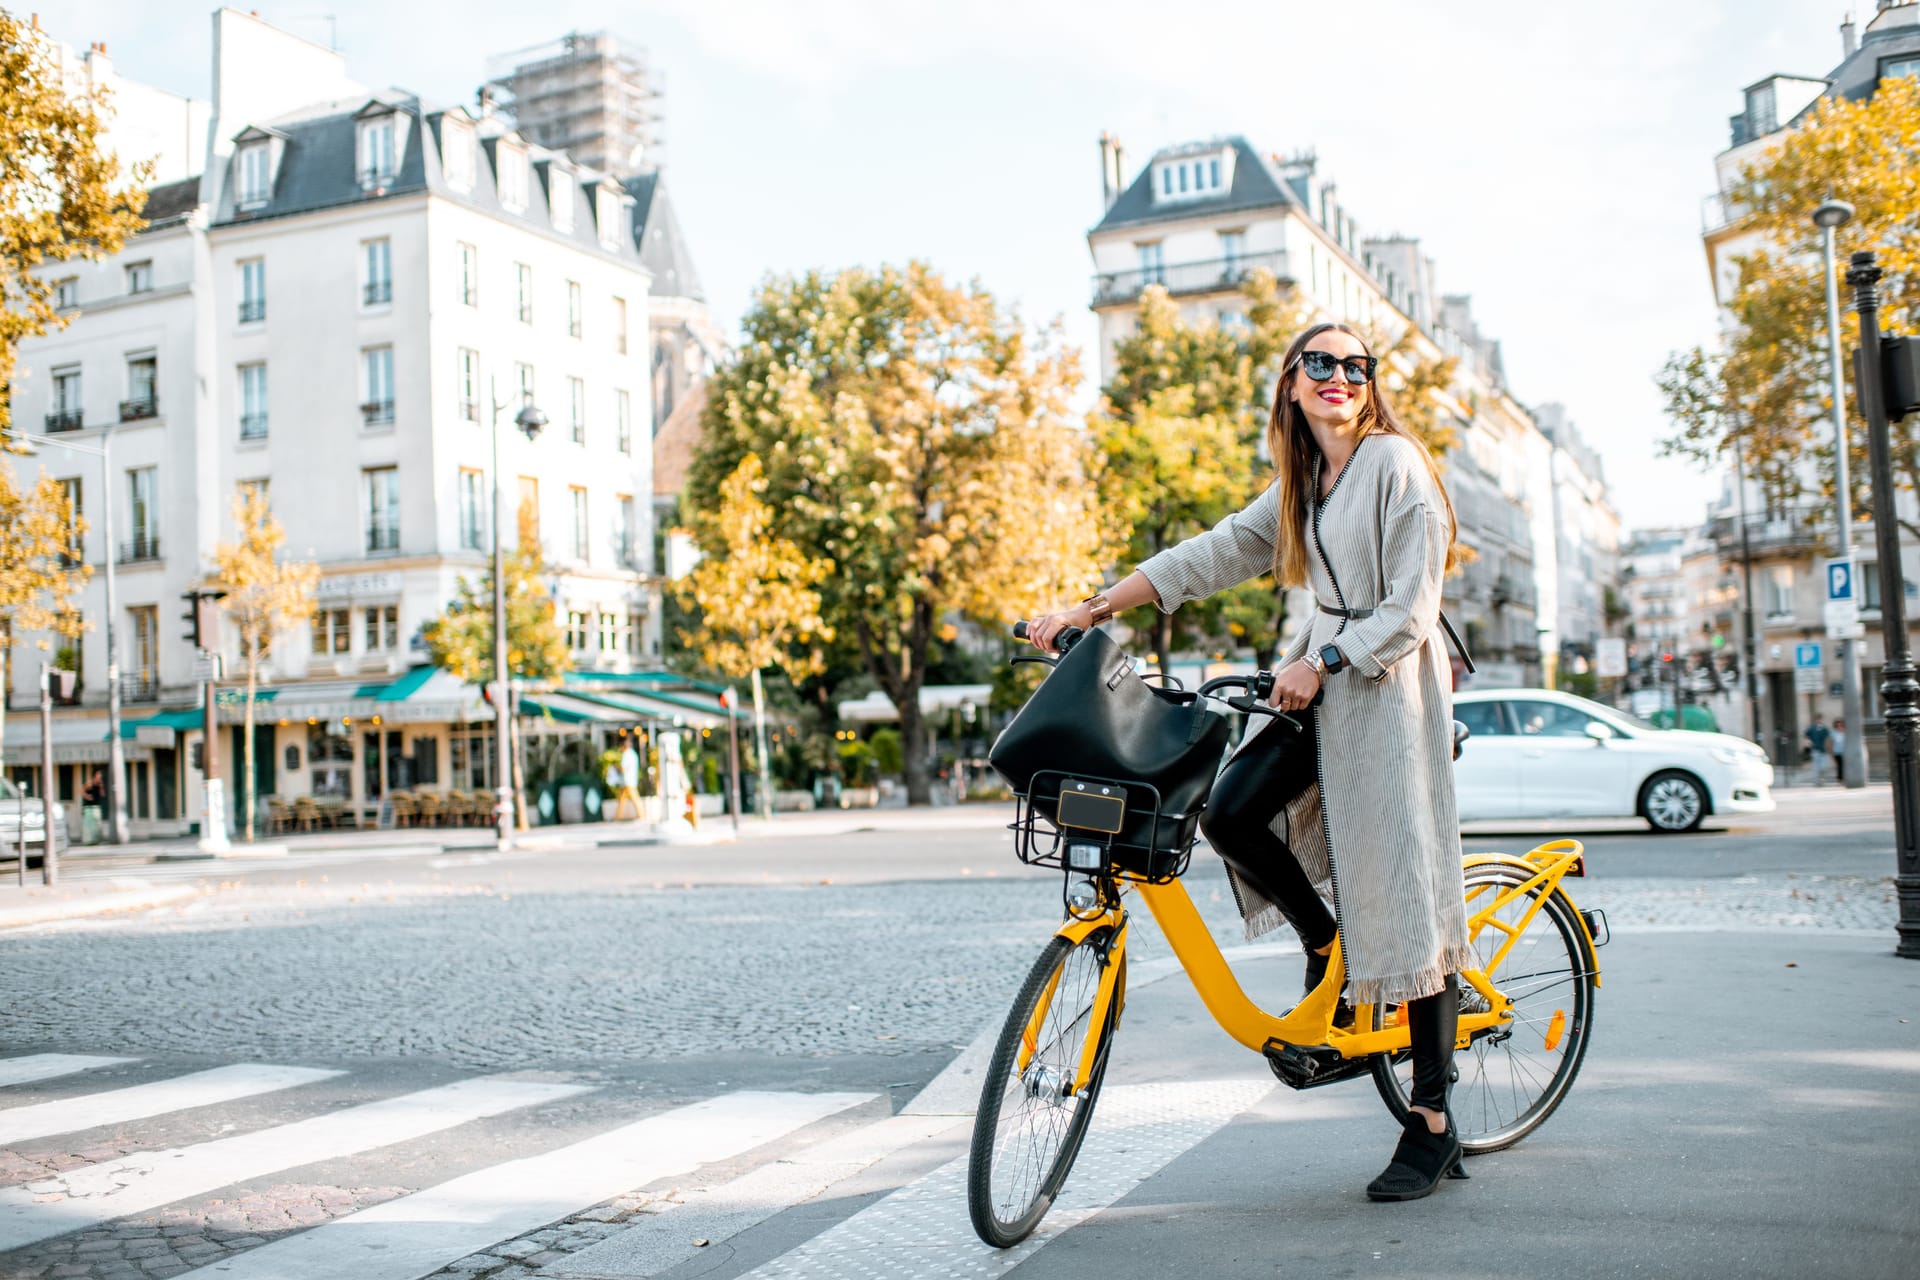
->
xmin=44 ymin=0 xmax=1855 ymax=533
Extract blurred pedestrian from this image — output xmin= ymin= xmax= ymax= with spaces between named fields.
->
xmin=1831 ymin=718 xmax=1847 ymax=785
xmin=1805 ymin=717 xmax=1830 ymax=785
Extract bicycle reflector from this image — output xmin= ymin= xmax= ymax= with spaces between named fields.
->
xmin=1545 ymin=1009 xmax=1566 ymax=1052
xmin=1066 ymin=843 xmax=1105 ymax=872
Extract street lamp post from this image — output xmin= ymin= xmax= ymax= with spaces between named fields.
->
xmin=1815 ymin=200 xmax=1869 ymax=789
xmin=4 ymin=426 xmax=129 ymax=843
xmin=488 ymin=377 xmax=546 ymax=851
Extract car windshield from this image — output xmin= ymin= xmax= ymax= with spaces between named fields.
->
xmin=0 ymin=778 xmax=18 ymax=801
xmin=1560 ymin=693 xmax=1659 ymax=733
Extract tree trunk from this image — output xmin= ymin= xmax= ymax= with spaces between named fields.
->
xmin=511 ymin=706 xmax=530 ymax=830
xmin=899 ymin=698 xmax=932 ymax=805
xmin=1153 ymin=610 xmax=1174 ymax=673
xmin=243 ymin=659 xmax=258 ymax=842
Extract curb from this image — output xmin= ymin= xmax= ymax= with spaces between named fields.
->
xmin=0 ymin=884 xmax=199 ymax=930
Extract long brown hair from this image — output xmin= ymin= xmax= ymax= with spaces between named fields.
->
xmin=1265 ymin=322 xmax=1463 ymax=587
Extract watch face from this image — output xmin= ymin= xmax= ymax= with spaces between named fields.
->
xmin=1320 ymin=645 xmax=1344 ymax=672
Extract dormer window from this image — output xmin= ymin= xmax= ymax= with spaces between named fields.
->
xmin=1152 ymin=147 xmax=1234 ymax=205
xmin=595 ymin=185 xmax=623 ymax=250
xmin=359 ymin=113 xmax=397 ymax=187
xmin=498 ymin=144 xmax=529 ymax=212
xmin=237 ymin=142 xmax=272 ymax=207
xmin=442 ymin=117 xmax=476 ymax=192
xmin=549 ymin=168 xmax=575 ymax=232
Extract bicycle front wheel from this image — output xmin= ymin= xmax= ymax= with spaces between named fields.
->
xmin=1370 ymin=864 xmax=1596 ymax=1153
xmin=967 ymin=930 xmax=1120 ymax=1248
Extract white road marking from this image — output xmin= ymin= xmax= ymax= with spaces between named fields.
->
xmin=0 ymin=1055 xmax=138 ymax=1090
xmin=177 ymin=1090 xmax=872 ymax=1280
xmin=550 ymin=1111 xmax=967 ymax=1278
xmin=0 ymin=1076 xmax=587 ymax=1253
xmin=0 ymin=1063 xmax=339 ymax=1145
xmin=744 ymin=1078 xmax=1277 ymax=1279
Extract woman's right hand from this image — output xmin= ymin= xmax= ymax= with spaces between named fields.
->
xmin=1026 ymin=603 xmax=1094 ymax=653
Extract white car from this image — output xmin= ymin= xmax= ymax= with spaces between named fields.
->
xmin=0 ymin=776 xmax=70 ymax=862
xmin=1452 ymin=688 xmax=1774 ymax=833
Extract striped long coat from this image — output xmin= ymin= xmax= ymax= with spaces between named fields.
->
xmin=1138 ymin=432 xmax=1474 ymax=1006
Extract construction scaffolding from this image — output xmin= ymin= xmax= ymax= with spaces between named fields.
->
xmin=487 ymin=32 xmax=664 ymax=176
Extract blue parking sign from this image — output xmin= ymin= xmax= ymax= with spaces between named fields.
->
xmin=1826 ymin=557 xmax=1855 ymax=602
xmin=1795 ymin=642 xmax=1822 ymax=668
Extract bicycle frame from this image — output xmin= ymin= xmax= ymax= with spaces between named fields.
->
xmin=1022 ymin=839 xmax=1601 ymax=1092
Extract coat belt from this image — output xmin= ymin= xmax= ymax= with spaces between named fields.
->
xmin=1315 ymin=602 xmax=1477 ymax=675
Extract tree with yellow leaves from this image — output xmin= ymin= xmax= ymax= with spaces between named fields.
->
xmin=1 ymin=11 xmax=150 ymax=441
xmin=0 ymin=467 xmax=88 ymax=759
xmin=209 ymin=491 xmax=319 ymax=842
xmin=687 ymin=262 xmax=1106 ymax=804
xmin=1659 ymin=74 xmax=1920 ymax=532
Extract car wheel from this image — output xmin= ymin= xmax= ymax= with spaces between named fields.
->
xmin=1641 ymin=770 xmax=1706 ymax=833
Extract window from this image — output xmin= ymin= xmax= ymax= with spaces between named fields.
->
xmin=458 ymin=241 xmax=478 ymax=306
xmin=1219 ymin=229 xmax=1246 ymax=271
xmin=1766 ymin=566 xmax=1794 ymax=619
xmin=515 ymin=262 xmax=533 ymax=323
xmin=239 ymin=363 xmax=268 ymax=439
xmin=616 ymin=388 xmax=632 ymax=454
xmin=128 ymin=467 xmax=158 ymax=558
xmin=516 ymin=361 xmax=535 ymax=407
xmin=567 ymin=280 xmax=583 ymax=338
xmin=569 ymin=376 xmax=586 ymax=444
xmin=364 ymin=604 xmax=399 ymax=651
xmin=126 ymin=261 xmax=153 ymax=294
xmin=360 ymin=114 xmax=396 ymax=185
xmin=617 ymin=494 xmax=636 ymax=567
xmin=1137 ymin=241 xmax=1164 ymax=285
xmin=626 ymin=611 xmax=646 ymax=658
xmin=447 ymin=727 xmax=496 ymax=790
xmin=457 ymin=348 xmax=480 ymax=422
xmin=237 ymin=143 xmax=271 ymax=206
xmin=598 ymin=611 xmax=619 ymax=652
xmin=1745 ymin=84 xmax=1777 ymax=137
xmin=56 ymin=477 xmax=83 ymax=565
xmin=362 ymin=347 xmax=395 ymax=426
xmin=498 ymin=143 xmax=529 ymax=211
xmin=238 ymin=258 xmax=265 ymax=322
xmin=130 ymin=606 xmax=159 ymax=685
xmin=570 ymin=486 xmax=589 ymax=561
xmin=566 ymin=610 xmax=590 ymax=650
xmin=123 ymin=355 xmax=157 ymax=420
xmin=550 ymin=168 xmax=575 ymax=232
xmin=458 ymin=468 xmax=486 ymax=551
xmin=518 ymin=476 xmax=539 ymax=542
xmin=612 ymin=296 xmax=628 ymax=354
xmin=311 ymin=608 xmax=351 ymax=656
xmin=363 ymin=238 xmax=392 ymax=305
xmin=1886 ymin=56 xmax=1920 ymax=81
xmin=442 ymin=118 xmax=475 ymax=191
xmin=1511 ymin=700 xmax=1604 ymax=739
xmin=365 ymin=467 xmax=400 ymax=554
xmin=1860 ymin=562 xmax=1918 ymax=612
xmin=1454 ymin=701 xmax=1512 ymax=738
xmin=52 ymin=368 xmax=80 ymax=411
xmin=53 ymin=277 xmax=77 ymax=309
xmin=596 ymin=185 xmax=622 ymax=249
xmin=238 ymin=478 xmax=268 ymax=507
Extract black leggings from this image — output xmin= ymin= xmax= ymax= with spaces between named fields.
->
xmin=1199 ymin=708 xmax=1457 ymax=1115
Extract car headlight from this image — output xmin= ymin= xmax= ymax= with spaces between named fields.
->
xmin=1711 ymin=748 xmax=1746 ymax=765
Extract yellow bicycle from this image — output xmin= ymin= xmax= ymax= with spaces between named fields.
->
xmin=968 ymin=626 xmax=1607 ymax=1247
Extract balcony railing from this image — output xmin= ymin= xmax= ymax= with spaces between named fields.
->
xmin=1709 ymin=504 xmax=1827 ymax=559
xmin=119 ymin=397 xmax=157 ymax=422
xmin=44 ymin=409 xmax=84 ymax=433
xmin=119 ymin=674 xmax=160 ymax=704
xmin=361 ymin=400 xmax=395 ymax=427
xmin=364 ymin=281 xmax=392 ymax=305
xmin=459 ymin=399 xmax=480 ymax=422
xmin=240 ymin=414 xmax=268 ymax=440
xmin=1092 ymin=250 xmax=1290 ymax=308
xmin=238 ymin=298 xmax=265 ymax=323
xmin=118 ymin=533 xmax=161 ymax=564
xmin=366 ymin=523 xmax=400 ymax=554
xmin=1700 ymin=191 xmax=1747 ymax=235
xmin=359 ymin=166 xmax=396 ymax=190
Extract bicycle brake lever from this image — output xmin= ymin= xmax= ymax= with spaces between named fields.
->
xmin=1224 ymin=695 xmax=1304 ymax=734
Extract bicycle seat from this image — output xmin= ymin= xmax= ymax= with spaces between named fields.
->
xmin=1452 ymin=720 xmax=1470 ymax=761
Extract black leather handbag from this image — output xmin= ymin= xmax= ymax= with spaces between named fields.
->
xmin=989 ymin=627 xmax=1230 ymax=878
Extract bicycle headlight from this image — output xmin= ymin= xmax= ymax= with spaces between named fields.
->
xmin=1066 ymin=842 xmax=1105 ymax=872
xmin=1065 ymin=878 xmax=1101 ymax=915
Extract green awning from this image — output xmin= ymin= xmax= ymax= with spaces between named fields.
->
xmin=119 ymin=708 xmax=203 ymax=738
xmin=519 ymin=693 xmax=633 ymax=725
xmin=374 ymin=664 xmax=437 ymax=701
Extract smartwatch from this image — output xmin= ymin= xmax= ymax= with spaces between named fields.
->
xmin=1318 ymin=643 xmax=1349 ymax=676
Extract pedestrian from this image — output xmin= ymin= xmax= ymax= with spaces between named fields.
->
xmin=1025 ymin=321 xmax=1472 ymax=1202
xmin=1831 ymin=718 xmax=1847 ymax=785
xmin=1805 ymin=716 xmax=1831 ymax=785
xmin=82 ymin=769 xmax=105 ymax=807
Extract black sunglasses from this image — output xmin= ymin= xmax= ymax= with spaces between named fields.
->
xmin=1292 ymin=350 xmax=1377 ymax=384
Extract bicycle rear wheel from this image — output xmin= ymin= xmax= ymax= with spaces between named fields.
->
xmin=967 ymin=930 xmax=1120 ymax=1248
xmin=1370 ymin=864 xmax=1596 ymax=1153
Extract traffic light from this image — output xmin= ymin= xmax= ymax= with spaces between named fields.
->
xmin=180 ymin=589 xmax=227 ymax=650
xmin=1882 ymin=334 xmax=1920 ymax=420
xmin=181 ymin=591 xmax=202 ymax=647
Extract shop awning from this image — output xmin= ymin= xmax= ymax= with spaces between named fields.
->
xmin=119 ymin=708 xmax=203 ymax=739
xmin=557 ymin=686 xmax=733 ymax=730
xmin=215 ymin=667 xmax=488 ymax=727
xmin=518 ymin=692 xmax=635 ymax=725
xmin=560 ymin=672 xmax=746 ymax=724
xmin=837 ymin=684 xmax=992 ymax=725
xmin=3 ymin=713 xmax=159 ymax=764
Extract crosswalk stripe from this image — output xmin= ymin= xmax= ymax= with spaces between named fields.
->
xmin=175 ymin=1090 xmax=874 ymax=1280
xmin=0 ymin=1054 xmax=138 ymax=1089
xmin=742 ymin=1078 xmax=1278 ymax=1279
xmin=549 ymin=1111 xmax=968 ymax=1278
xmin=0 ymin=1063 xmax=340 ymax=1145
xmin=0 ymin=1076 xmax=588 ymax=1253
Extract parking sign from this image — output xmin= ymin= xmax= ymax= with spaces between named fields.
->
xmin=1824 ymin=556 xmax=1863 ymax=638
xmin=1827 ymin=557 xmax=1855 ymax=603
xmin=1794 ymin=642 xmax=1825 ymax=693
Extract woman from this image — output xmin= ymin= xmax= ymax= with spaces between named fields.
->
xmin=1026 ymin=321 xmax=1474 ymax=1201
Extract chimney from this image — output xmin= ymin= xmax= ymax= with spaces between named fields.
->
xmin=1099 ymin=132 xmax=1115 ymax=208
xmin=478 ymin=84 xmax=497 ymax=118
xmin=1843 ymin=14 xmax=1858 ymax=55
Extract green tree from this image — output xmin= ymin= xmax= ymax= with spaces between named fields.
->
xmin=0 ymin=467 xmax=87 ymax=756
xmin=686 ymin=263 xmax=1106 ymax=804
xmin=1 ymin=12 xmax=150 ymax=442
xmin=1658 ymin=74 xmax=1920 ymax=532
xmin=209 ymin=491 xmax=319 ymax=842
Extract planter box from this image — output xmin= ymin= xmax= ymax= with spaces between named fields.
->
xmin=772 ymin=789 xmax=816 ymax=812
xmin=838 ymin=786 xmax=879 ymax=809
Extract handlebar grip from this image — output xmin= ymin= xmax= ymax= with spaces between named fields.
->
xmin=1012 ymin=620 xmax=1030 ymax=640
xmin=1011 ymin=621 xmax=1085 ymax=654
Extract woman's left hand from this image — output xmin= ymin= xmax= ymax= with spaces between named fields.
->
xmin=1270 ymin=660 xmax=1321 ymax=712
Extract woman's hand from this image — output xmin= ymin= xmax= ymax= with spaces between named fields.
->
xmin=1027 ymin=604 xmax=1095 ymax=654
xmin=1270 ymin=660 xmax=1321 ymax=712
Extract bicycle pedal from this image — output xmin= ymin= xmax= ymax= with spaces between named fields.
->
xmin=1262 ymin=1041 xmax=1370 ymax=1092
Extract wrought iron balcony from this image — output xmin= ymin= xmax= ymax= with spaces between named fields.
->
xmin=1092 ymin=250 xmax=1290 ymax=308
xmin=1709 ymin=504 xmax=1827 ymax=559
xmin=44 ymin=409 xmax=84 ymax=433
xmin=119 ymin=397 xmax=157 ymax=422
xmin=366 ymin=523 xmax=400 ymax=554
xmin=364 ymin=281 xmax=392 ymax=305
xmin=119 ymin=674 xmax=160 ymax=703
xmin=238 ymin=298 xmax=266 ymax=323
xmin=118 ymin=533 xmax=161 ymax=564
xmin=361 ymin=400 xmax=395 ymax=427
xmin=240 ymin=414 xmax=268 ymax=440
